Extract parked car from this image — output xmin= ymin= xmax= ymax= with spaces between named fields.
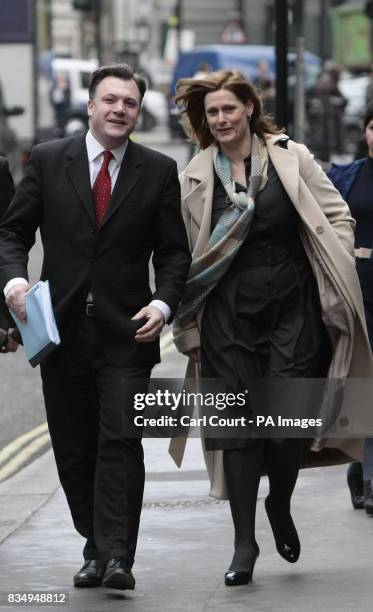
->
xmin=51 ymin=57 xmax=99 ymax=136
xmin=168 ymin=44 xmax=321 ymax=138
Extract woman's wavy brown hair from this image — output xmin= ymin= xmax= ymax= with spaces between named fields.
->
xmin=175 ymin=69 xmax=283 ymax=149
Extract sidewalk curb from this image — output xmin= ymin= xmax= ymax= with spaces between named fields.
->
xmin=0 ymin=448 xmax=59 ymax=545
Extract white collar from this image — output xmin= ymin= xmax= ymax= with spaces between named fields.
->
xmin=86 ymin=130 xmax=128 ymax=165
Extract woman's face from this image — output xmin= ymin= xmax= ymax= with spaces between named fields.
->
xmin=365 ymin=119 xmax=373 ymax=156
xmin=204 ymin=88 xmax=253 ymax=147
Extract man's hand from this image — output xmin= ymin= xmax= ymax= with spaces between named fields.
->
xmin=133 ymin=305 xmax=165 ymax=343
xmin=5 ymin=284 xmax=28 ymax=323
xmin=185 ymin=348 xmax=201 ymax=363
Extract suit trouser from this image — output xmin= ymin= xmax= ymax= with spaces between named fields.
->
xmin=40 ymin=313 xmax=151 ymax=565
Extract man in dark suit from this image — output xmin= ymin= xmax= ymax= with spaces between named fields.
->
xmin=0 ymin=155 xmax=17 ymax=353
xmin=0 ymin=65 xmax=190 ymax=590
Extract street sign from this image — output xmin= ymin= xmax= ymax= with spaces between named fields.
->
xmin=220 ymin=20 xmax=247 ymax=44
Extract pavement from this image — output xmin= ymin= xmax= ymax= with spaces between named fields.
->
xmin=1 ymin=430 xmax=373 ymax=611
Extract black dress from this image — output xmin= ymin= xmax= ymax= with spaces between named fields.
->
xmin=201 ymin=157 xmax=331 ymax=450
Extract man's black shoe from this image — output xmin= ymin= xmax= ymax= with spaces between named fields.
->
xmin=102 ymin=558 xmax=136 ymax=590
xmin=347 ymin=463 xmax=364 ymax=509
xmin=73 ymin=559 xmax=103 ymax=588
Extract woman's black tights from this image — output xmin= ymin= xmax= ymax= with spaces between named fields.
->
xmin=223 ymin=443 xmax=264 ymax=572
xmin=265 ymin=439 xmax=304 ymax=513
xmin=223 ymin=439 xmax=304 ymax=571
xmin=264 ymin=439 xmax=304 ymax=562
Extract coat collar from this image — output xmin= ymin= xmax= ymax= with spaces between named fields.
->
xmin=328 ymin=158 xmax=365 ymax=200
xmin=265 ymin=133 xmax=300 ymax=207
xmin=184 ymin=133 xmax=291 ymax=175
xmin=65 ymin=135 xmax=143 ymax=227
xmin=182 ymin=133 xmax=300 ymax=226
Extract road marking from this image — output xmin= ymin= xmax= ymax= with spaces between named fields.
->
xmin=0 ymin=422 xmax=49 ymax=466
xmin=0 ymin=431 xmax=51 ymax=481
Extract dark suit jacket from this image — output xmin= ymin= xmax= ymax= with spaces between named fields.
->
xmin=0 ymin=135 xmax=190 ymax=365
xmin=0 ymin=156 xmax=14 ymax=330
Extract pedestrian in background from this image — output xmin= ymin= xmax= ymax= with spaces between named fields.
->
xmin=328 ymin=103 xmax=373 ymax=516
xmin=50 ymin=73 xmax=71 ymax=136
xmin=0 ymin=155 xmax=17 ymax=354
xmin=0 ymin=64 xmax=190 ymax=591
xmin=252 ymin=59 xmax=275 ymax=116
xmin=307 ymin=63 xmax=347 ymax=161
xmin=172 ymin=69 xmax=373 ymax=588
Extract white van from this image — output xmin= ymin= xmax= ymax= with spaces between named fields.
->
xmin=51 ymin=58 xmax=98 ymax=107
xmin=51 ymin=58 xmax=98 ymax=135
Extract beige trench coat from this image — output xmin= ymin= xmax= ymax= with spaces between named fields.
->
xmin=170 ymin=133 xmax=373 ymax=499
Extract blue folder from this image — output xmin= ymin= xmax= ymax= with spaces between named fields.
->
xmin=10 ymin=281 xmax=61 ymax=367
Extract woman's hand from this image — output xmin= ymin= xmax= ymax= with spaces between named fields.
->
xmin=184 ymin=348 xmax=201 ymax=363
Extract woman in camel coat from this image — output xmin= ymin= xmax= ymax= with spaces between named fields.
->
xmin=171 ymin=69 xmax=373 ymax=587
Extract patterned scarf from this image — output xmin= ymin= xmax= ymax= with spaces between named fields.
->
xmin=175 ymin=133 xmax=268 ymax=325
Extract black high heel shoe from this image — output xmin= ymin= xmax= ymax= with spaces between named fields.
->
xmin=224 ymin=544 xmax=259 ymax=586
xmin=265 ymin=496 xmax=300 ymax=563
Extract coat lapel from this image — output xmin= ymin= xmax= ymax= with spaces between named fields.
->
xmin=181 ymin=147 xmax=215 ymax=255
xmin=101 ymin=139 xmax=142 ymax=228
xmin=182 ymin=138 xmax=301 ymax=257
xmin=184 ymin=136 xmax=301 ymax=223
xmin=65 ymin=135 xmax=95 ymax=224
xmin=183 ymin=147 xmax=214 ymax=224
xmin=266 ymin=134 xmax=300 ymax=209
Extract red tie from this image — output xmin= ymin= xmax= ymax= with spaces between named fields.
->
xmin=92 ymin=150 xmax=113 ymax=227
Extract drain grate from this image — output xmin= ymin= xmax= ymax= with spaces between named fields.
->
xmin=143 ymin=498 xmax=228 ymax=509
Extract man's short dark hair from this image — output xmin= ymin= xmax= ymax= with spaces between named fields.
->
xmin=88 ymin=64 xmax=147 ymax=102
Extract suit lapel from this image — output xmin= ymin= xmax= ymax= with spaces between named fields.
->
xmin=65 ymin=135 xmax=96 ymax=224
xmin=101 ymin=139 xmax=142 ymax=228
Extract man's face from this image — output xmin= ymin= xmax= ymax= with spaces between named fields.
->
xmin=88 ymin=76 xmax=141 ymax=148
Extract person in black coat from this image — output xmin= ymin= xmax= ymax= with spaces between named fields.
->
xmin=0 ymin=65 xmax=190 ymax=589
xmin=0 ymin=156 xmax=14 ymax=218
xmin=328 ymin=103 xmax=373 ymax=516
xmin=0 ymin=155 xmax=16 ymax=353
